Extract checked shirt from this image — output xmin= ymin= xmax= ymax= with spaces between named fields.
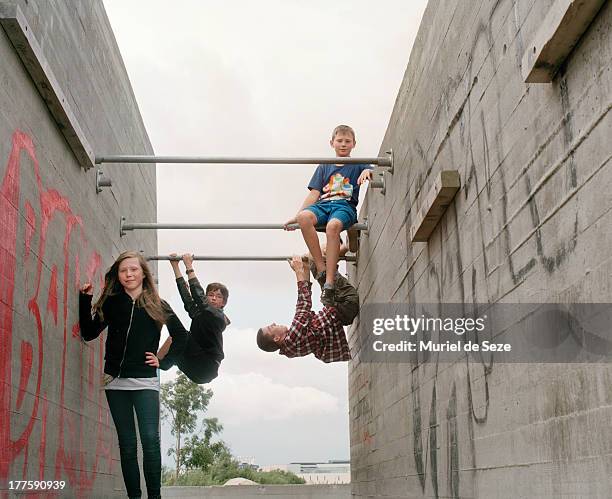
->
xmin=279 ymin=281 xmax=351 ymax=363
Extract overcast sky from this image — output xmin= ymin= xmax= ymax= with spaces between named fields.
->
xmin=103 ymin=0 xmax=427 ymax=467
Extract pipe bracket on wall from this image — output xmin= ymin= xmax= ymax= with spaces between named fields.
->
xmin=379 ymin=149 xmax=394 ymax=174
xmin=96 ymin=169 xmax=112 ymax=193
xmin=370 ymin=173 xmax=386 ymax=195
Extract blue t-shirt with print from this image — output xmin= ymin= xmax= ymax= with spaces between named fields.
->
xmin=308 ymin=163 xmax=372 ymax=209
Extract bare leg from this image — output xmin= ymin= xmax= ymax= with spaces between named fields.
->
xmin=325 ymin=219 xmax=343 ymax=286
xmin=321 ymin=237 xmax=348 ymax=258
xmin=297 ymin=210 xmax=325 ymax=274
xmin=305 ymin=236 xmax=348 ymax=284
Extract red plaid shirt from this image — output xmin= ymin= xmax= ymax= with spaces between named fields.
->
xmin=279 ymin=281 xmax=351 ymax=363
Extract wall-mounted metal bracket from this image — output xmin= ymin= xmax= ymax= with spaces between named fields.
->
xmin=96 ymin=169 xmax=112 ymax=193
xmin=370 ymin=173 xmax=386 ymax=195
xmin=378 ymin=149 xmax=394 ymax=174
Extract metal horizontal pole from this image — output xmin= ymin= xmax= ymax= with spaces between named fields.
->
xmin=121 ymin=219 xmax=368 ymax=233
xmin=95 ymin=155 xmax=392 ymax=167
xmin=147 ymin=255 xmax=357 ymax=262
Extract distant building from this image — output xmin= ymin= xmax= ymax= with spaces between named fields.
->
xmin=236 ymin=456 xmax=259 ymax=471
xmin=261 ymin=460 xmax=350 ymax=484
xmin=237 ymin=462 xmax=259 ymax=471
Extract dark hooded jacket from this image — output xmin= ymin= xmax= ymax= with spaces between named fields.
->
xmin=159 ymin=276 xmax=230 ymax=370
xmin=79 ymin=290 xmax=188 ymax=378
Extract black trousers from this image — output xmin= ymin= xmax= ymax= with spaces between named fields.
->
xmin=105 ymin=389 xmax=161 ymax=499
xmin=178 ymin=349 xmax=220 ymax=384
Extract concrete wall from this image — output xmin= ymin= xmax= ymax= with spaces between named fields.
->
xmin=0 ymin=0 xmax=155 ymax=496
xmin=350 ymin=0 xmax=612 ymax=498
xmin=162 ymin=484 xmax=351 ymax=498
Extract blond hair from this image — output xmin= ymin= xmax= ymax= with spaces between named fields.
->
xmin=331 ymin=124 xmax=356 ymax=141
xmin=93 ymin=251 xmax=167 ymax=325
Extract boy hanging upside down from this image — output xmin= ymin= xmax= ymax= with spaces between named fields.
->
xmin=256 ymin=255 xmax=359 ymax=363
xmin=157 ymin=253 xmax=230 ymax=383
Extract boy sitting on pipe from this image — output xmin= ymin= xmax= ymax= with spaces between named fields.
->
xmin=284 ymin=125 xmax=371 ymax=306
xmin=157 ymin=253 xmax=230 ymax=383
xmin=256 ymin=255 xmax=358 ymax=362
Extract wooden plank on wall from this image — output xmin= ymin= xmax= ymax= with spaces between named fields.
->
xmin=0 ymin=3 xmax=95 ymax=169
xmin=409 ymin=170 xmax=460 ymax=243
xmin=522 ymin=0 xmax=607 ymax=83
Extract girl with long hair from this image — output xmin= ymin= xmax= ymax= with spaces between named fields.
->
xmin=79 ymin=251 xmax=187 ymax=499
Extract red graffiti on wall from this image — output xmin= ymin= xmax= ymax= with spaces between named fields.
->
xmin=16 ymin=341 xmax=33 ymax=411
xmin=0 ymin=130 xmax=113 ymax=497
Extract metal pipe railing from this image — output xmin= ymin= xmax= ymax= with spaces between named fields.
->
xmin=96 ymin=153 xmax=392 ymax=168
xmin=147 ymin=255 xmax=357 ymax=262
xmin=120 ymin=218 xmax=368 ymax=235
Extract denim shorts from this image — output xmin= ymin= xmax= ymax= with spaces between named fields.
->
xmin=305 ymin=200 xmax=358 ymax=230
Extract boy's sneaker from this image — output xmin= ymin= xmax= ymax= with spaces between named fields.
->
xmin=321 ymin=284 xmax=336 ymax=307
xmin=315 ymin=270 xmax=326 ymax=285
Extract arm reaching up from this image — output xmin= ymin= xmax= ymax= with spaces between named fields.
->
xmin=79 ymin=283 xmax=107 ymax=341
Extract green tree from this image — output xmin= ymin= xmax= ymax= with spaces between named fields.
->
xmin=160 ymin=372 xmax=212 ymax=481
xmin=160 ymin=374 xmax=305 ymax=487
xmin=181 ymin=418 xmax=228 ymax=471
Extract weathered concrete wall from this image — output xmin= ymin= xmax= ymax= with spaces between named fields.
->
xmin=0 ymin=0 xmax=155 ymax=496
xmin=350 ymin=0 xmax=612 ymax=498
xmin=162 ymin=484 xmax=351 ymax=498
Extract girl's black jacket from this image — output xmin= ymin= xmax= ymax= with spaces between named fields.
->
xmin=79 ymin=290 xmax=188 ymax=378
